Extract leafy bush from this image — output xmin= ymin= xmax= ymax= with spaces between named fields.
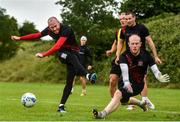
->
xmin=96 ymin=13 xmax=180 ymax=85
xmin=0 ymin=8 xmax=19 ymax=60
xmin=145 ymin=13 xmax=180 ymax=83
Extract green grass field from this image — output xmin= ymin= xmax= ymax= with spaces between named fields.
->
xmin=0 ymin=82 xmax=180 ymax=121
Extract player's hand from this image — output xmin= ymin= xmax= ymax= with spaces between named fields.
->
xmin=115 ymin=56 xmax=119 ymax=65
xmin=106 ymin=50 xmax=112 ymax=56
xmin=123 ymin=82 xmax=133 ymax=93
xmin=11 ymin=36 xmax=20 ymax=41
xmin=35 ymin=53 xmax=44 ymax=58
xmin=157 ymin=73 xmax=170 ymax=83
xmin=87 ymin=65 xmax=92 ymax=70
xmin=155 ymin=56 xmax=162 ymax=65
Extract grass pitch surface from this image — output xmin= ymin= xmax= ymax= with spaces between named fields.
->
xmin=0 ymin=82 xmax=180 ymax=121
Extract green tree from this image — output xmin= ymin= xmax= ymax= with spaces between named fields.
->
xmin=0 ymin=7 xmax=19 ymax=60
xmin=55 ymin=0 xmax=119 ymax=60
xmin=19 ymin=20 xmax=38 ymax=36
xmin=120 ymin=0 xmax=180 ymax=19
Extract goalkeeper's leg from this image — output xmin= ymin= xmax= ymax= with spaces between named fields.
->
xmin=93 ymin=90 xmax=122 ymax=119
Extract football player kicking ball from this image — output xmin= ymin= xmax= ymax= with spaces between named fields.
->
xmin=93 ymin=34 xmax=169 ymax=119
xmin=11 ymin=17 xmax=97 ymax=113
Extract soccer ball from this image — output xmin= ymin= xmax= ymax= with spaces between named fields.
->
xmin=21 ymin=92 xmax=37 ymax=107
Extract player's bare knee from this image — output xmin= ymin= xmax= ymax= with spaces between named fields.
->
xmin=114 ymin=90 xmax=122 ymax=98
xmin=109 ymin=74 xmax=118 ymax=85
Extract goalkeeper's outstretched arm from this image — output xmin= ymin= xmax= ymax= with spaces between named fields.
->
xmin=150 ymin=64 xmax=170 ymax=83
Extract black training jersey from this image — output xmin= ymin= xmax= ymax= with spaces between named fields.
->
xmin=120 ymin=24 xmax=149 ymax=50
xmin=41 ymin=23 xmax=79 ymax=51
xmin=79 ymin=45 xmax=93 ymax=67
xmin=120 ymin=50 xmax=155 ymax=83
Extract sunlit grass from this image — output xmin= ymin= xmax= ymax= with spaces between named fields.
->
xmin=0 ymin=82 xmax=180 ymax=121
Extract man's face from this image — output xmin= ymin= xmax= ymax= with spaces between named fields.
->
xmin=125 ymin=14 xmax=136 ymax=27
xmin=80 ymin=39 xmax=87 ymax=46
xmin=128 ymin=35 xmax=141 ymax=55
xmin=48 ymin=19 xmax=60 ymax=34
xmin=119 ymin=14 xmax=127 ymax=27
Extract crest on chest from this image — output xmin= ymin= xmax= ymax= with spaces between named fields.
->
xmin=138 ymin=60 xmax=143 ymax=66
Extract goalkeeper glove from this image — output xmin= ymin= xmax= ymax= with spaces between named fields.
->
xmin=157 ymin=73 xmax=170 ymax=83
xmin=123 ymin=82 xmax=133 ymax=93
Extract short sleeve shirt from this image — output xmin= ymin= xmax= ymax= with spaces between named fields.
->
xmin=120 ymin=24 xmax=149 ymax=50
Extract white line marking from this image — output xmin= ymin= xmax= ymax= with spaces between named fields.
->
xmin=6 ymin=98 xmax=103 ymax=107
xmin=6 ymin=98 xmax=180 ymax=114
xmin=153 ymin=110 xmax=180 ymax=114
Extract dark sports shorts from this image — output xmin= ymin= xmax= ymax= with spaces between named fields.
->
xmin=58 ymin=49 xmax=80 ymax=64
xmin=118 ymin=81 xmax=144 ymax=103
xmin=110 ymin=58 xmax=121 ymax=77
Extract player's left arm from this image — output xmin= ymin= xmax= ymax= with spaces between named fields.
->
xmin=150 ymin=64 xmax=170 ymax=83
xmin=35 ymin=37 xmax=67 ymax=58
xmin=148 ymin=52 xmax=170 ymax=83
xmin=86 ymin=47 xmax=93 ymax=70
xmin=146 ymin=36 xmax=162 ymax=64
xmin=36 ymin=27 xmax=71 ymax=58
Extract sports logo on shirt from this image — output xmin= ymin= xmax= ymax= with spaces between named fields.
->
xmin=138 ymin=61 xmax=143 ymax=66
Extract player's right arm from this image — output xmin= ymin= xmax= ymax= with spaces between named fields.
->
xmin=115 ymin=39 xmax=124 ymax=64
xmin=106 ymin=39 xmax=117 ymax=56
xmin=119 ymin=53 xmax=133 ymax=93
xmin=11 ymin=36 xmax=21 ymax=40
xmin=11 ymin=32 xmax=42 ymax=41
xmin=11 ymin=27 xmax=49 ymax=41
xmin=120 ymin=63 xmax=133 ymax=93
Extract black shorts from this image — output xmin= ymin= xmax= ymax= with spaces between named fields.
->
xmin=57 ymin=49 xmax=87 ymax=77
xmin=110 ymin=58 xmax=121 ymax=77
xmin=58 ymin=49 xmax=80 ymax=64
xmin=118 ymin=81 xmax=144 ymax=103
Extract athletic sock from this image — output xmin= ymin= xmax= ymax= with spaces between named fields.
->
xmin=82 ymin=89 xmax=86 ymax=93
xmin=86 ymin=73 xmax=90 ymax=80
xmin=134 ymin=99 xmax=142 ymax=107
xmin=71 ymin=87 xmax=74 ymax=93
xmin=59 ymin=104 xmax=64 ymax=107
xmin=99 ymin=110 xmax=107 ymax=118
xmin=142 ymin=96 xmax=148 ymax=101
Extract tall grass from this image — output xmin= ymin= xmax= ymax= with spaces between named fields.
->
xmin=0 ymin=42 xmax=66 ymax=83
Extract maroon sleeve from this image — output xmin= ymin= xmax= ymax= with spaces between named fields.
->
xmin=20 ymin=32 xmax=42 ymax=40
xmin=42 ymin=37 xmax=67 ymax=57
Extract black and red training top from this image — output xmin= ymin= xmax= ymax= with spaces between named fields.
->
xmin=20 ymin=23 xmax=79 ymax=57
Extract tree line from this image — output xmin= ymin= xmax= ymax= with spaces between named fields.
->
xmin=0 ymin=7 xmax=38 ymax=60
xmin=0 ymin=0 xmax=179 ymax=83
